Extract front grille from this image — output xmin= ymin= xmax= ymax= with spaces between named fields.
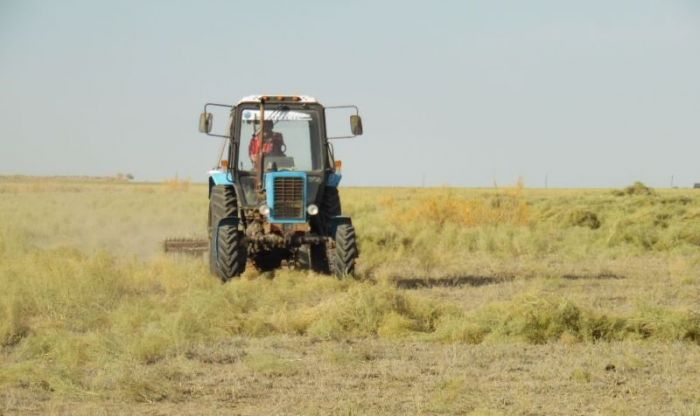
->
xmin=273 ymin=176 xmax=304 ymax=219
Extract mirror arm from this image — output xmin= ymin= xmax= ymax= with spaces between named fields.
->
xmin=327 ymin=135 xmax=357 ymax=140
xmin=324 ymin=105 xmax=360 ymax=115
xmin=204 ymin=133 xmax=230 ymax=139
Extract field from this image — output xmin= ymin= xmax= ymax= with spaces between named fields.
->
xmin=1 ymin=177 xmax=699 ymax=415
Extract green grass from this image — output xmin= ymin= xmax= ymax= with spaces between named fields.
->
xmin=0 ymin=177 xmax=699 ymax=414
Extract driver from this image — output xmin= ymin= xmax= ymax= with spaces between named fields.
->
xmin=249 ymin=120 xmax=286 ymax=163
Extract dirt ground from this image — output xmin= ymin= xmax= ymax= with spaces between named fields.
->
xmin=3 ymin=336 xmax=698 ymax=415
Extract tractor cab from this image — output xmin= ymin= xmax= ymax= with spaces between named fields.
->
xmin=232 ymin=100 xmax=327 ymax=219
xmin=198 ymin=95 xmax=362 ymax=280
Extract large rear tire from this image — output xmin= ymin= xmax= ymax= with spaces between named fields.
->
xmin=329 ymin=223 xmax=358 ymax=278
xmin=209 ymin=185 xmax=247 ymax=281
xmin=207 ymin=205 xmax=217 ymax=275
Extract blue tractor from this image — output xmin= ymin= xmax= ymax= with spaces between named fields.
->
xmin=198 ymin=95 xmax=363 ymax=281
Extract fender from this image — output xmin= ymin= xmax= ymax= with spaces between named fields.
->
xmin=209 ymin=170 xmax=234 ymax=186
xmin=208 ymin=170 xmax=235 ymax=196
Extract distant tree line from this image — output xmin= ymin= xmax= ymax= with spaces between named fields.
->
xmin=116 ymin=173 xmax=135 ymax=181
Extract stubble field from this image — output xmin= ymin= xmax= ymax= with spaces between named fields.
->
xmin=0 ymin=177 xmax=699 ymax=415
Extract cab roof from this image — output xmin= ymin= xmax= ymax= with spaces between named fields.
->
xmin=236 ymin=95 xmax=319 ymax=105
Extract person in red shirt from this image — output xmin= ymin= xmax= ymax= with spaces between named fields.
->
xmin=249 ymin=120 xmax=286 ymax=165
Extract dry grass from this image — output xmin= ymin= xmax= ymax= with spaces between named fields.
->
xmin=164 ymin=176 xmax=192 ymax=192
xmin=0 ymin=177 xmax=699 ymax=414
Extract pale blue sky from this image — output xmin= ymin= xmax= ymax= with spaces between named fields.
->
xmin=1 ymin=0 xmax=698 ymax=187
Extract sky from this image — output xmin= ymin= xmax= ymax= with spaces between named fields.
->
xmin=1 ymin=0 xmax=699 ymax=188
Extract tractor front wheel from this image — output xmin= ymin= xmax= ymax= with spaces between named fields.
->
xmin=209 ymin=185 xmax=247 ymax=281
xmin=329 ymin=224 xmax=358 ymax=277
xmin=215 ymin=224 xmax=247 ymax=281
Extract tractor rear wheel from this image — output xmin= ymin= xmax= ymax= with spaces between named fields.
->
xmin=209 ymin=185 xmax=247 ymax=281
xmin=329 ymin=223 xmax=358 ymax=277
xmin=208 ymin=207 xmax=216 ymax=274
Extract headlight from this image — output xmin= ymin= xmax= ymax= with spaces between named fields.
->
xmin=307 ymin=204 xmax=319 ymax=216
xmin=258 ymin=204 xmax=270 ymax=216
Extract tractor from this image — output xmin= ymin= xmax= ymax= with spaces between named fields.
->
xmin=198 ymin=95 xmax=363 ymax=281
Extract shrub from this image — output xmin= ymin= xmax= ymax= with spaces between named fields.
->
xmin=613 ymin=181 xmax=654 ymax=196
xmin=393 ymin=184 xmax=530 ymax=229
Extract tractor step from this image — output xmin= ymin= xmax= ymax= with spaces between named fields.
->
xmin=163 ymin=238 xmax=208 ymax=255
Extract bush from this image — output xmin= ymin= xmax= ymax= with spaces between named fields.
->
xmin=393 ymin=185 xmax=530 ymax=229
xmin=613 ymin=181 xmax=655 ymax=196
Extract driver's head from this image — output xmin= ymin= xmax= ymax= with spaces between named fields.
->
xmin=263 ymin=120 xmax=274 ymax=131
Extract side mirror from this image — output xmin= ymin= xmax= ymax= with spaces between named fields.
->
xmin=350 ymin=115 xmax=363 ymax=136
xmin=199 ymin=112 xmax=213 ymax=133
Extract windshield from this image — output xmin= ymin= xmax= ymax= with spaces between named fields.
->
xmin=238 ymin=107 xmax=323 ymax=172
